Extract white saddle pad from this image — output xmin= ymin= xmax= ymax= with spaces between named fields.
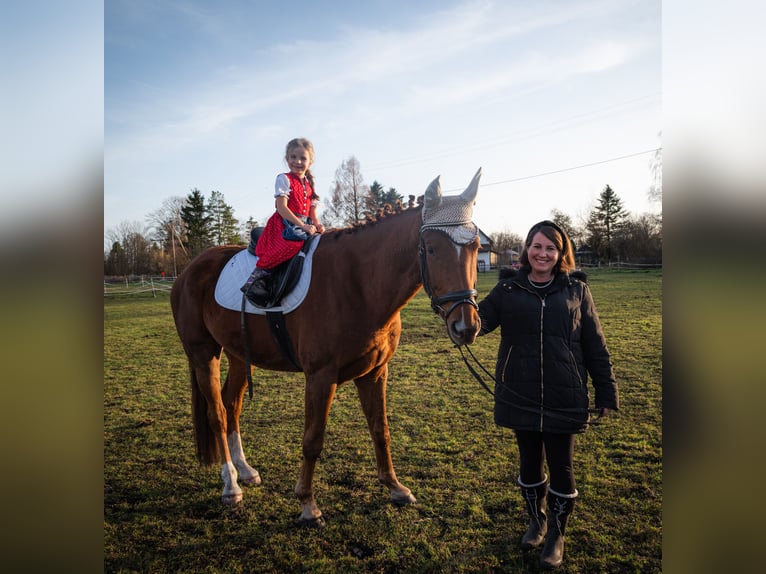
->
xmin=214 ymin=236 xmax=321 ymax=315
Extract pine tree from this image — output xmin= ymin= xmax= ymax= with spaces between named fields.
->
xmin=181 ymin=188 xmax=213 ymax=256
xmin=207 ymin=190 xmax=241 ymax=246
xmin=591 ymin=184 xmax=627 ymax=262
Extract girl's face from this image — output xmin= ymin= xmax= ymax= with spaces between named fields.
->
xmin=527 ymin=231 xmax=560 ymax=277
xmin=286 ymin=146 xmax=312 ymax=178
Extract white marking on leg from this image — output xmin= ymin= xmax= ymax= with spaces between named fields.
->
xmin=227 ymin=432 xmax=261 ymax=485
xmin=220 ymin=461 xmax=243 ymax=504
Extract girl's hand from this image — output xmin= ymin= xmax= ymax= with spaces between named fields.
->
xmin=315 ymin=223 xmax=325 ymax=233
xmin=303 ymin=223 xmax=317 ymax=234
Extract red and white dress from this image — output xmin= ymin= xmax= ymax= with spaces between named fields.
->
xmin=254 ymin=172 xmax=315 ymax=269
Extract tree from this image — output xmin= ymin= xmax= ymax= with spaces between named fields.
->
xmin=105 ymin=241 xmax=126 ymax=276
xmin=104 ymin=220 xmax=153 ymax=275
xmin=207 ymin=190 xmax=241 ymax=246
xmin=181 ymin=188 xmax=213 ymax=256
xmin=550 ymin=209 xmax=581 ymax=250
xmin=588 ymin=184 xmax=628 ymax=262
xmin=648 ymin=134 xmax=662 ymax=204
xmin=491 ymin=229 xmax=524 ymax=267
xmin=369 ymin=180 xmax=404 ymax=210
xmin=322 ymin=181 xmax=346 ymax=228
xmin=147 ymin=196 xmax=189 ymax=277
xmin=612 ymin=213 xmax=662 ymax=264
xmin=327 ymin=156 xmax=371 ymax=226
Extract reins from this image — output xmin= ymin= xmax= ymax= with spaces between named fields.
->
xmin=455 ymin=343 xmax=604 ymax=427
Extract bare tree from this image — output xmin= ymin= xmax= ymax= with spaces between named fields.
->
xmin=648 ymin=133 xmax=662 ymax=204
xmin=613 ymin=213 xmax=663 ymax=263
xmin=104 ymin=220 xmax=153 ymax=275
xmin=322 ymin=181 xmax=346 ymax=228
xmin=491 ymin=229 xmax=524 ymax=267
xmin=328 ymin=156 xmax=371 ymax=226
xmin=147 ymin=196 xmax=188 ymax=277
xmin=550 ymin=208 xmax=583 ymax=250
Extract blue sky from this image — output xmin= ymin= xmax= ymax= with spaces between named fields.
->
xmin=105 ymin=0 xmax=661 ymax=246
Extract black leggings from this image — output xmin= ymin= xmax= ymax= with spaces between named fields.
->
xmin=514 ymin=430 xmax=576 ymax=495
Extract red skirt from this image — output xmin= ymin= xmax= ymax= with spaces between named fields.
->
xmin=254 ymin=212 xmax=305 ymax=269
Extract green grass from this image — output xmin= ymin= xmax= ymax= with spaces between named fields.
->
xmin=104 ymin=269 xmax=661 ymax=573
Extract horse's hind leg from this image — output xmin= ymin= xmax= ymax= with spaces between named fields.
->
xmin=222 ymin=351 xmax=261 ymax=486
xmin=354 ymin=363 xmax=417 ymax=505
xmin=189 ymin=349 xmax=243 ymax=505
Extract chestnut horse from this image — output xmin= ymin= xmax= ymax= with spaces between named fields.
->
xmin=170 ymin=168 xmax=483 ymax=526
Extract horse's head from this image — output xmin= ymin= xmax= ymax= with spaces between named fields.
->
xmin=419 ymin=167 xmax=483 ymax=346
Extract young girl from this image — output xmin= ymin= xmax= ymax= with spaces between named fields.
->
xmin=242 ymin=138 xmax=325 ymax=302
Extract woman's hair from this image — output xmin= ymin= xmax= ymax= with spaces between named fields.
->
xmin=519 ymin=220 xmax=576 ymax=274
xmin=285 ymin=138 xmax=318 ymax=199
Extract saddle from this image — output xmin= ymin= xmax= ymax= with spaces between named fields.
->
xmin=244 ymin=227 xmax=317 ymax=309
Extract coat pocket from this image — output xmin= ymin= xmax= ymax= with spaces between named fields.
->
xmin=500 ymin=345 xmax=513 ymax=384
xmin=568 ymin=351 xmax=585 ymax=387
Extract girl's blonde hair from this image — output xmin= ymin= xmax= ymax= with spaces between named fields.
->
xmin=285 ymin=138 xmax=318 ymax=199
xmin=519 ymin=220 xmax=576 ymax=274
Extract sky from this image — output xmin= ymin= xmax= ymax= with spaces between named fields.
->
xmin=104 ymin=0 xmax=661 ymax=248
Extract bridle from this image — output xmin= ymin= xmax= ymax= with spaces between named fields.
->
xmin=418 ymin=225 xmax=479 ymax=322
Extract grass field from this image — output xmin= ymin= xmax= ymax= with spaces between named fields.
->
xmin=104 ymin=268 xmax=662 ymax=573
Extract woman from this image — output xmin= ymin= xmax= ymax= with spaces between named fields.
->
xmin=477 ymin=220 xmax=619 ymax=569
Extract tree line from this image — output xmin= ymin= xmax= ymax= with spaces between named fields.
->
xmin=104 ymin=152 xmax=661 ymax=276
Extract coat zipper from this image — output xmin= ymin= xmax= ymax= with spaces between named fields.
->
xmin=539 ymin=297 xmax=545 ymax=431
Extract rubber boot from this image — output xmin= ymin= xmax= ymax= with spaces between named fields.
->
xmin=241 ymin=267 xmax=271 ymax=304
xmin=540 ymin=487 xmax=577 ymax=569
xmin=518 ymin=475 xmax=548 ymax=550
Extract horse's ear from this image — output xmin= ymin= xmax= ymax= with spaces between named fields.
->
xmin=460 ymin=167 xmax=482 ymax=204
xmin=424 ymin=175 xmax=442 ymax=209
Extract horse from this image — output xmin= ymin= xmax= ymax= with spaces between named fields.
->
xmin=170 ymin=168 xmax=483 ymax=527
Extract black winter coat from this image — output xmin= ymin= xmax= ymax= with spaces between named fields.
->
xmin=478 ymin=268 xmax=619 ymax=433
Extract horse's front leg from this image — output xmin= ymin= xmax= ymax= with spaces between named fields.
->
xmin=222 ymin=353 xmax=261 ymax=487
xmin=355 ymin=364 xmax=417 ymax=505
xmin=295 ymin=372 xmax=338 ymax=528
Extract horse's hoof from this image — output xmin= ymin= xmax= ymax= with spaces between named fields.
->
xmin=295 ymin=514 xmax=326 ymax=528
xmin=222 ymin=492 xmax=243 ymax=505
xmin=391 ymin=491 xmax=417 ymax=506
xmin=241 ymin=474 xmax=262 ymax=486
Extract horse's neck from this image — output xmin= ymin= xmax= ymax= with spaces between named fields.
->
xmin=351 ymin=210 xmax=422 ymax=310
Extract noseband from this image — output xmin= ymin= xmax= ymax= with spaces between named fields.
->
xmin=418 ymin=226 xmax=478 ymax=321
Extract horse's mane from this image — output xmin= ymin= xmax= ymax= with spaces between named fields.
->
xmin=323 ymin=197 xmax=424 ymax=241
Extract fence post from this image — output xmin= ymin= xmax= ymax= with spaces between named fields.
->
xmin=151 ymin=277 xmax=156 ymax=298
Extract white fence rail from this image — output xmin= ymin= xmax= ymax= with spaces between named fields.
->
xmin=104 ymin=276 xmax=177 ymax=297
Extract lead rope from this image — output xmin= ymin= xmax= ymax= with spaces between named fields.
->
xmin=456 ymin=343 xmax=603 ymax=427
xmin=457 ymin=344 xmax=495 ymax=397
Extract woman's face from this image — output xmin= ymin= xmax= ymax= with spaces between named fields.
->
xmin=286 ymin=146 xmax=312 ymax=178
xmin=527 ymin=231 xmax=560 ymax=277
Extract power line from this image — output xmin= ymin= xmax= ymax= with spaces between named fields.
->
xmin=446 ymin=148 xmax=662 ymax=191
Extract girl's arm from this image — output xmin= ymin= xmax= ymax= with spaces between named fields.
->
xmin=275 ymin=196 xmax=316 ymax=234
xmin=308 ymin=203 xmax=324 ymax=233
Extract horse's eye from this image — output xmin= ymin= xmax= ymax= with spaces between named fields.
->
xmin=427 ymin=247 xmax=435 ymax=255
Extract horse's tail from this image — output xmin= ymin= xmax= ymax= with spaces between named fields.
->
xmin=189 ymin=360 xmax=221 ymax=465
